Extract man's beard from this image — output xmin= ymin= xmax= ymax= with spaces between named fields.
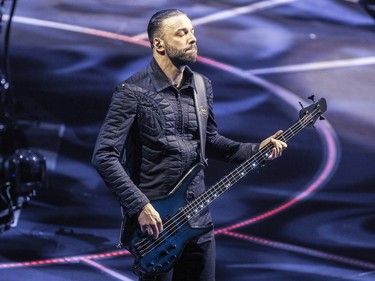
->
xmin=164 ymin=43 xmax=198 ymax=66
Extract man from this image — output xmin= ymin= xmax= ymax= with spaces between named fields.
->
xmin=92 ymin=9 xmax=287 ymax=281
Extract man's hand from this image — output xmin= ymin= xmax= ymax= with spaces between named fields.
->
xmin=138 ymin=203 xmax=163 ymax=239
xmin=259 ymin=130 xmax=287 ymax=160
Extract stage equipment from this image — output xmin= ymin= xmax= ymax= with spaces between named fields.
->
xmin=0 ymin=1 xmax=48 ymax=232
xmin=0 ymin=149 xmax=47 ymax=232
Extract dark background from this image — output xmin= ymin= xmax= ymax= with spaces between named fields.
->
xmin=0 ymin=0 xmax=374 ymax=280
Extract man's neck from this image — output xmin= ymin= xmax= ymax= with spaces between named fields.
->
xmin=154 ymin=55 xmax=186 ymax=87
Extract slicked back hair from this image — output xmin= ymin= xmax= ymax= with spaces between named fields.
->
xmin=147 ymin=9 xmax=186 ymax=48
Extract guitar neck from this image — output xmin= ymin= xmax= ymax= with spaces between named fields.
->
xmin=182 ymin=104 xmax=323 ymax=220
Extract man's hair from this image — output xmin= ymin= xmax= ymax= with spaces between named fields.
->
xmin=147 ymin=9 xmax=186 ymax=48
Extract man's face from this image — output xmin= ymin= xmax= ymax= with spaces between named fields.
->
xmin=160 ymin=15 xmax=198 ymax=65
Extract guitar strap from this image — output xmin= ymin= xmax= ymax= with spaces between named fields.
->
xmin=193 ymin=72 xmax=208 ymax=166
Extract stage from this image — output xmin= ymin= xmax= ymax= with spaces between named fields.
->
xmin=0 ymin=0 xmax=375 ymax=280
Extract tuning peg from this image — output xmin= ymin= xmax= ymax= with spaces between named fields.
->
xmin=319 ymin=115 xmax=326 ymax=120
xmin=308 ymin=95 xmax=316 ymax=102
xmin=298 ymin=101 xmax=304 ymax=109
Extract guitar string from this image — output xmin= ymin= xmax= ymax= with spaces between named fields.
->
xmin=135 ymin=106 xmax=323 ymax=257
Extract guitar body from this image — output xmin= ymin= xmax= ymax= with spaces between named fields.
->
xmin=128 ymin=163 xmax=213 ymax=274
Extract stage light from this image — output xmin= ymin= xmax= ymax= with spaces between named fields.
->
xmin=0 ymin=149 xmax=47 ymax=232
xmin=4 ymin=149 xmax=47 ymax=196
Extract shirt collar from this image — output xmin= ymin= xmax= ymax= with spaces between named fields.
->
xmin=147 ymin=58 xmax=194 ymax=92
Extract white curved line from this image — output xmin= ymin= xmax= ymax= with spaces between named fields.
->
xmin=247 ymin=57 xmax=375 ymax=75
xmin=132 ymin=0 xmax=297 ymax=39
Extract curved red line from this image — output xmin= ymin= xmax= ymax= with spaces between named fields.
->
xmin=0 ymin=250 xmax=131 ymax=269
xmin=216 ymin=123 xmax=339 ymax=234
xmin=222 ymin=231 xmax=375 ymax=270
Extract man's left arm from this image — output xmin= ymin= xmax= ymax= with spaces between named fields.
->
xmin=204 ymin=78 xmax=286 ymax=162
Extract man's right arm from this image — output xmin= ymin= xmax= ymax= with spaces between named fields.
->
xmin=91 ymin=86 xmax=149 ymax=218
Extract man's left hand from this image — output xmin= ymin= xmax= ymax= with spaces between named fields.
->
xmin=259 ymin=130 xmax=287 ymax=160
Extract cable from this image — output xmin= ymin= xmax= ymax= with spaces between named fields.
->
xmin=1 ymin=0 xmax=17 ymax=118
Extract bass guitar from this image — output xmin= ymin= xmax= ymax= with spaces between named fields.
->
xmin=128 ymin=97 xmax=327 ymax=274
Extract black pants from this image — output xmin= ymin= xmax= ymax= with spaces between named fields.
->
xmin=136 ymin=238 xmax=216 ymax=281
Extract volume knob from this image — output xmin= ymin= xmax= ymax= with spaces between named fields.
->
xmin=160 ymin=250 xmax=169 ymax=256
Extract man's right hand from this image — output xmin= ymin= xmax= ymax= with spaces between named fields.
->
xmin=138 ymin=203 xmax=163 ymax=239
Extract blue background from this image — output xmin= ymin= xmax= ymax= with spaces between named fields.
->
xmin=1 ymin=0 xmax=375 ymax=280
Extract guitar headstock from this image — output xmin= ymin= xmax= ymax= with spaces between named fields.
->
xmin=299 ymin=96 xmax=327 ymax=127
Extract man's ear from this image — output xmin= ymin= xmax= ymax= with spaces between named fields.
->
xmin=154 ymin=38 xmax=164 ymax=50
